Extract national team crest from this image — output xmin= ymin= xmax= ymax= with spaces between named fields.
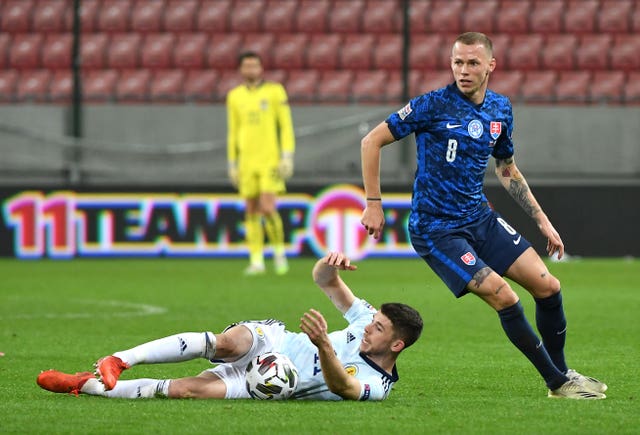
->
xmin=461 ymin=252 xmax=476 ymax=266
xmin=468 ymin=119 xmax=483 ymax=138
xmin=490 ymin=121 xmax=502 ymax=140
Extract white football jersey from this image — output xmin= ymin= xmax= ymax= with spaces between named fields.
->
xmin=281 ymin=298 xmax=398 ymax=401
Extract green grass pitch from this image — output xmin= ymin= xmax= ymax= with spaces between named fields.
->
xmin=0 ymin=256 xmax=638 ymax=434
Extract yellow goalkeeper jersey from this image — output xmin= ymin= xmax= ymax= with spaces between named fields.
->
xmin=226 ymin=81 xmax=295 ymax=169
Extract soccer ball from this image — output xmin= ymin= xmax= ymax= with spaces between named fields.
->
xmin=245 ymin=352 xmax=299 ymax=400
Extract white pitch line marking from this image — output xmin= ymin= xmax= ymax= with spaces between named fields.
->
xmin=0 ymin=299 xmax=167 ymax=320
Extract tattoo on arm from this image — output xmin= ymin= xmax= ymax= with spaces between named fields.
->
xmin=472 ymin=267 xmax=492 ymax=289
xmin=508 ymin=179 xmax=540 ymax=217
xmin=494 ymin=283 xmax=506 ymax=295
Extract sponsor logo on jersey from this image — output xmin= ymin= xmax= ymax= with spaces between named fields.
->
xmin=260 ymin=99 xmax=268 ymax=110
xmin=446 ymin=122 xmax=462 ymax=129
xmin=345 ymin=365 xmax=358 ymax=376
xmin=490 ymin=121 xmax=502 ymax=140
xmin=398 ymin=103 xmax=412 ymax=120
xmin=467 ymin=119 xmax=483 ymax=138
xmin=347 ymin=332 xmax=357 ymax=343
xmin=461 ymin=252 xmax=476 ymax=265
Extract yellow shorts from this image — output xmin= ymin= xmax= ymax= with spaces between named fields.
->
xmin=238 ymin=165 xmax=286 ymax=198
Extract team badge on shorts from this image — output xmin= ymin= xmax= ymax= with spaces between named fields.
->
xmin=468 ymin=119 xmax=483 ymax=138
xmin=490 ymin=121 xmax=502 ymax=140
xmin=461 ymin=252 xmax=476 ymax=266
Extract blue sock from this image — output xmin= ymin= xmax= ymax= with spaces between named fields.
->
xmin=535 ymin=291 xmax=568 ymax=373
xmin=498 ymin=301 xmax=567 ymax=389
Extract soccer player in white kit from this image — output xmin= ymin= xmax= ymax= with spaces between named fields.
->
xmin=37 ymin=252 xmax=423 ymax=401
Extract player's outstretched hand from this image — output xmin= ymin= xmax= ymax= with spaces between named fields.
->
xmin=537 ymin=214 xmax=564 ymax=259
xmin=323 ymin=251 xmax=357 ymax=271
xmin=300 ymin=308 xmax=330 ymax=347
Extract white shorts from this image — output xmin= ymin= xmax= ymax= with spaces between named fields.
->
xmin=206 ymin=319 xmax=287 ymax=399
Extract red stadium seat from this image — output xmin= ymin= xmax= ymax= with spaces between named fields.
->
xmin=272 ymin=34 xmax=308 ymax=70
xmin=461 ymin=0 xmax=498 ymax=34
xmin=32 ymin=0 xmax=69 ymax=33
xmin=16 ymin=69 xmax=51 ymax=102
xmin=229 ymin=0 xmax=265 ymax=33
xmin=240 ymin=33 xmax=275 ymax=68
xmin=150 ymin=69 xmax=185 ymax=101
xmin=419 ymin=70 xmax=452 ymax=94
xmin=264 ymin=69 xmax=287 ymax=84
xmin=140 ymin=33 xmax=176 ymax=69
xmin=294 ymin=0 xmax=330 ymax=33
xmin=0 ymin=70 xmax=19 ymax=102
xmin=207 ymin=34 xmax=242 ymax=70
xmin=107 ymin=33 xmax=141 ymax=69
xmin=42 ymin=34 xmax=72 ymax=69
xmin=555 ymin=71 xmax=590 ymax=103
xmin=285 ymin=69 xmax=319 ymax=103
xmin=48 ymin=70 xmax=72 ymax=102
xmin=215 ymin=70 xmax=244 ymax=100
xmin=410 ymin=34 xmax=444 ymax=70
xmin=9 ymin=34 xmax=43 ymax=69
xmin=575 ymin=35 xmax=612 ymax=71
xmin=610 ymin=35 xmax=640 ymax=71
xmin=0 ymin=34 xmax=10 ymax=69
xmin=426 ymin=0 xmax=464 ymax=33
xmin=521 ymin=71 xmax=557 ymax=103
xmin=598 ymin=0 xmax=633 ymax=33
xmin=563 ymin=0 xmax=598 ymax=34
xmin=183 ymin=69 xmax=218 ymax=101
xmin=352 ymin=70 xmax=388 ymax=103
xmin=362 ymin=0 xmax=401 ymax=34
xmin=306 ymin=34 xmax=342 ymax=70
xmin=197 ymin=0 xmax=230 ymax=33
xmin=495 ymin=0 xmax=531 ymax=34
xmin=541 ymin=35 xmax=578 ymax=72
xmin=263 ymin=0 xmax=298 ymax=33
xmin=409 ymin=0 xmax=430 ymax=33
xmin=529 ymin=0 xmax=564 ymax=33
xmin=1 ymin=0 xmax=35 ymax=33
xmin=97 ymin=0 xmax=131 ymax=33
xmin=589 ymin=71 xmax=625 ymax=104
xmin=83 ymin=69 xmax=119 ymax=102
xmin=173 ymin=33 xmax=208 ymax=70
xmin=339 ymin=34 xmax=374 ymax=70
xmin=386 ymin=70 xmax=423 ymax=101
xmin=623 ymin=72 xmax=640 ymax=104
xmin=373 ymin=34 xmax=402 ymax=71
xmin=490 ymin=34 xmax=511 ymax=67
xmin=317 ymin=71 xmax=353 ymax=103
xmin=328 ymin=0 xmax=365 ymax=33
xmin=80 ymin=33 xmax=109 ymax=69
xmin=489 ymin=70 xmax=523 ymax=101
xmin=130 ymin=0 xmax=165 ymax=33
xmin=116 ymin=69 xmax=151 ymax=102
xmin=506 ymin=35 xmax=543 ymax=71
xmin=65 ymin=0 xmax=101 ymax=33
xmin=163 ymin=0 xmax=198 ymax=32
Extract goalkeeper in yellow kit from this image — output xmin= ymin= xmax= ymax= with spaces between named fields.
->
xmin=226 ymin=51 xmax=295 ymax=275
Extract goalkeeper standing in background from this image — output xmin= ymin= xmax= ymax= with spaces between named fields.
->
xmin=226 ymin=51 xmax=295 ymax=275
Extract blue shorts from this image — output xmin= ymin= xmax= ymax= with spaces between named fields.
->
xmin=409 ymin=209 xmax=531 ymax=297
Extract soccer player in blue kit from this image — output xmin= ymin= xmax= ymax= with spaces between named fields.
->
xmin=36 ymin=252 xmax=423 ymax=401
xmin=360 ymin=32 xmax=607 ymax=399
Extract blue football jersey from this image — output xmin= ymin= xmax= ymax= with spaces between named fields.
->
xmin=386 ymin=83 xmax=514 ymax=233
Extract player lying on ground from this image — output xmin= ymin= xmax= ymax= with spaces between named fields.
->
xmin=37 ymin=252 xmax=423 ymax=401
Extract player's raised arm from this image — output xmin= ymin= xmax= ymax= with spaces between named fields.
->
xmin=360 ymin=121 xmax=396 ymax=239
xmin=312 ymin=252 xmax=358 ymax=314
xmin=299 ymin=308 xmax=362 ymax=400
xmin=494 ymin=156 xmax=564 ymax=259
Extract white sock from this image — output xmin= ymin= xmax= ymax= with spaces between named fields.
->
xmin=112 ymin=332 xmax=216 ymax=366
xmin=81 ymin=378 xmax=170 ymax=399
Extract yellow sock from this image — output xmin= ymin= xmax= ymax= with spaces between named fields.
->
xmin=264 ymin=211 xmax=285 ymax=256
xmin=245 ymin=214 xmax=264 ymax=266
